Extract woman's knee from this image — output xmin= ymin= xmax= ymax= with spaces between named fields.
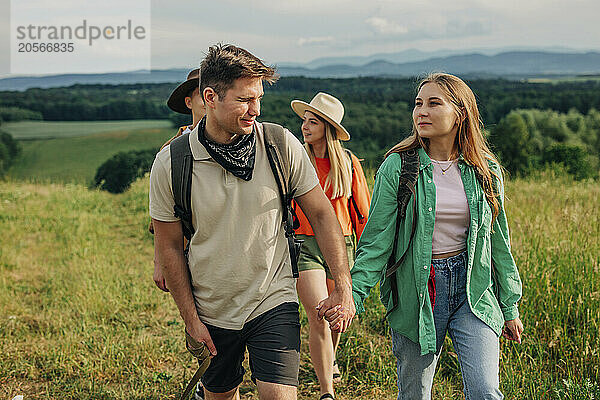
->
xmin=306 ymin=309 xmax=329 ymax=333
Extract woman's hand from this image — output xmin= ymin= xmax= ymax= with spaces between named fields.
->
xmin=502 ymin=317 xmax=524 ymax=344
xmin=316 ymin=284 xmax=356 ymax=333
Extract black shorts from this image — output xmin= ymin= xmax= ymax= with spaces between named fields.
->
xmin=200 ymin=302 xmax=300 ymax=393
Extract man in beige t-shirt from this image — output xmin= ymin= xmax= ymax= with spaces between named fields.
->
xmin=149 ymin=44 xmax=355 ymax=400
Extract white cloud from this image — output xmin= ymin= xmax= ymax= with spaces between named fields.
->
xmin=365 ymin=17 xmax=408 ymax=35
xmin=297 ymin=36 xmax=335 ymax=46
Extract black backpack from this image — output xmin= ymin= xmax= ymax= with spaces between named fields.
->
xmin=384 ymin=148 xmax=420 ymax=313
xmin=169 ymin=122 xmax=303 ymax=277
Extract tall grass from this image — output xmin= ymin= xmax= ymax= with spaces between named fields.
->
xmin=0 ymin=170 xmax=598 ymax=399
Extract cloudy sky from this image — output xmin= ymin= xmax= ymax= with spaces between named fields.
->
xmin=1 ymin=0 xmax=599 ymax=76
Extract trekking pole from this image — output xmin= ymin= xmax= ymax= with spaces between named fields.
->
xmin=180 ymin=330 xmax=211 ymax=400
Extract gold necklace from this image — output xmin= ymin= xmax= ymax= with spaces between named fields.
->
xmin=432 ymin=159 xmax=455 ymax=175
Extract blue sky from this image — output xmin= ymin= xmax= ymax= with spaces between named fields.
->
xmin=2 ymin=0 xmax=599 ymax=76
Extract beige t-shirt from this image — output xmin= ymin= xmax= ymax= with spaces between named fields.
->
xmin=149 ymin=122 xmax=319 ymax=329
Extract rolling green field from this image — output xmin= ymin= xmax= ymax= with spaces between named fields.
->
xmin=0 ymin=171 xmax=598 ymax=399
xmin=2 ymin=120 xmax=172 ymax=140
xmin=7 ymin=123 xmax=175 ymax=184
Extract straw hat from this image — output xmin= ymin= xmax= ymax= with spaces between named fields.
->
xmin=290 ymin=92 xmax=350 ymax=141
xmin=167 ymin=68 xmax=200 ymax=115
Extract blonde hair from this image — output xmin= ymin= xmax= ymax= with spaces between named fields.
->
xmin=304 ymin=117 xmax=352 ymax=199
xmin=386 ymin=73 xmax=502 ymax=222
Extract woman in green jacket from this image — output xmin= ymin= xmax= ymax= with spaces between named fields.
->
xmin=349 ymin=73 xmax=523 ymax=399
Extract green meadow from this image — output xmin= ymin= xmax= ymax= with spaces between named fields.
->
xmin=3 ymin=120 xmax=172 ymax=140
xmin=1 ymin=169 xmax=598 ymax=399
xmin=7 ymin=121 xmax=174 ymax=184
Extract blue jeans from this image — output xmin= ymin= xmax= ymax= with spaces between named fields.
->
xmin=391 ymin=252 xmax=503 ymax=400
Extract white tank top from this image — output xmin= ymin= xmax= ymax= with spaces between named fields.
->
xmin=431 ymin=159 xmax=470 ymax=255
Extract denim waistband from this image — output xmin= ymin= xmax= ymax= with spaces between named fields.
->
xmin=431 ymin=250 xmax=467 ymax=267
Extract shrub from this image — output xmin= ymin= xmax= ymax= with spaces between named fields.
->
xmin=542 ymin=143 xmax=597 ymax=180
xmin=490 ymin=111 xmax=539 ymax=176
xmin=93 ymin=148 xmax=157 ymax=193
xmin=169 ymin=112 xmax=191 ymax=130
xmin=0 ymin=130 xmax=21 ymax=176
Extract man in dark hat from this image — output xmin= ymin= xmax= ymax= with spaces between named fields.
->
xmin=150 ymin=67 xmax=206 ymax=290
xmin=150 ymin=67 xmax=208 ymax=400
xmin=166 ymin=68 xmax=206 ymax=151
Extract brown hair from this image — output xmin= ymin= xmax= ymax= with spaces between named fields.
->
xmin=200 ymin=44 xmax=278 ymax=99
xmin=386 ymin=73 xmax=502 ymax=222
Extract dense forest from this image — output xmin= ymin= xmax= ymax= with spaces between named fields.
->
xmin=2 ymin=77 xmax=600 ymax=124
xmin=1 ymin=76 xmax=599 ymax=184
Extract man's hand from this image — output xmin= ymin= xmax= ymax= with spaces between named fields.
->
xmin=502 ymin=317 xmax=524 ymax=344
xmin=153 ymin=257 xmax=169 ymax=292
xmin=316 ymin=284 xmax=356 ymax=333
xmin=186 ymin=319 xmax=218 ymax=357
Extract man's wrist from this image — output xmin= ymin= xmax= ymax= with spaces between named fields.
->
xmin=181 ymin=310 xmax=202 ymax=328
xmin=333 ymin=277 xmax=352 ymax=294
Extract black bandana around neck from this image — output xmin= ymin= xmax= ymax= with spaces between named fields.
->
xmin=197 ymin=117 xmax=256 ymax=181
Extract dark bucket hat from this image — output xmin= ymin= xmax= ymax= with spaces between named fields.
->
xmin=167 ymin=68 xmax=200 ymax=114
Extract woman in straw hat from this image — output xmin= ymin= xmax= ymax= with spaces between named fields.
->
xmin=290 ymin=92 xmax=371 ymax=400
xmin=342 ymin=73 xmax=523 ymax=399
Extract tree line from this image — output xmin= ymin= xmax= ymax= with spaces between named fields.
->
xmin=94 ymin=106 xmax=599 ymax=194
xmin=2 ymin=77 xmax=600 ymax=124
xmin=490 ymin=108 xmax=599 ymax=179
xmin=1 ymin=77 xmax=599 ymax=186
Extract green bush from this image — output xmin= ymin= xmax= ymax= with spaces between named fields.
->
xmin=490 ymin=111 xmax=541 ymax=176
xmin=168 ymin=112 xmax=191 ymax=130
xmin=491 ymin=109 xmax=599 ymax=179
xmin=542 ymin=143 xmax=597 ymax=180
xmin=0 ymin=130 xmax=21 ymax=176
xmin=93 ymin=148 xmax=157 ymax=193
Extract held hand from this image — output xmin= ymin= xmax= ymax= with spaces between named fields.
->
xmin=502 ymin=317 xmax=524 ymax=344
xmin=153 ymin=259 xmax=169 ymax=292
xmin=316 ymin=285 xmax=356 ymax=333
xmin=186 ymin=319 xmax=217 ymax=357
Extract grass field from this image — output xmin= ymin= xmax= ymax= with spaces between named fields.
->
xmin=0 ymin=170 xmax=598 ymax=399
xmin=7 ymin=125 xmax=175 ymax=185
xmin=2 ymin=120 xmax=172 ymax=140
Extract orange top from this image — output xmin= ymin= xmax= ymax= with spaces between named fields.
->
xmin=294 ymin=152 xmax=371 ymax=240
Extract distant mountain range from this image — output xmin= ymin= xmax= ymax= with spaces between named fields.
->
xmin=1 ymin=50 xmax=599 ymax=91
xmin=280 ymin=46 xmax=579 ymax=68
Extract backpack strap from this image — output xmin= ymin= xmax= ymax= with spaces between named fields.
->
xmin=344 ymin=149 xmax=365 ymax=224
xmin=385 ymin=148 xmax=420 ymax=313
xmin=262 ymin=122 xmax=302 ymax=278
xmin=170 ymin=133 xmax=195 ymax=243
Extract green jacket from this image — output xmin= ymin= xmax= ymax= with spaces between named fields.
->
xmin=352 ymin=147 xmax=522 ymax=355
